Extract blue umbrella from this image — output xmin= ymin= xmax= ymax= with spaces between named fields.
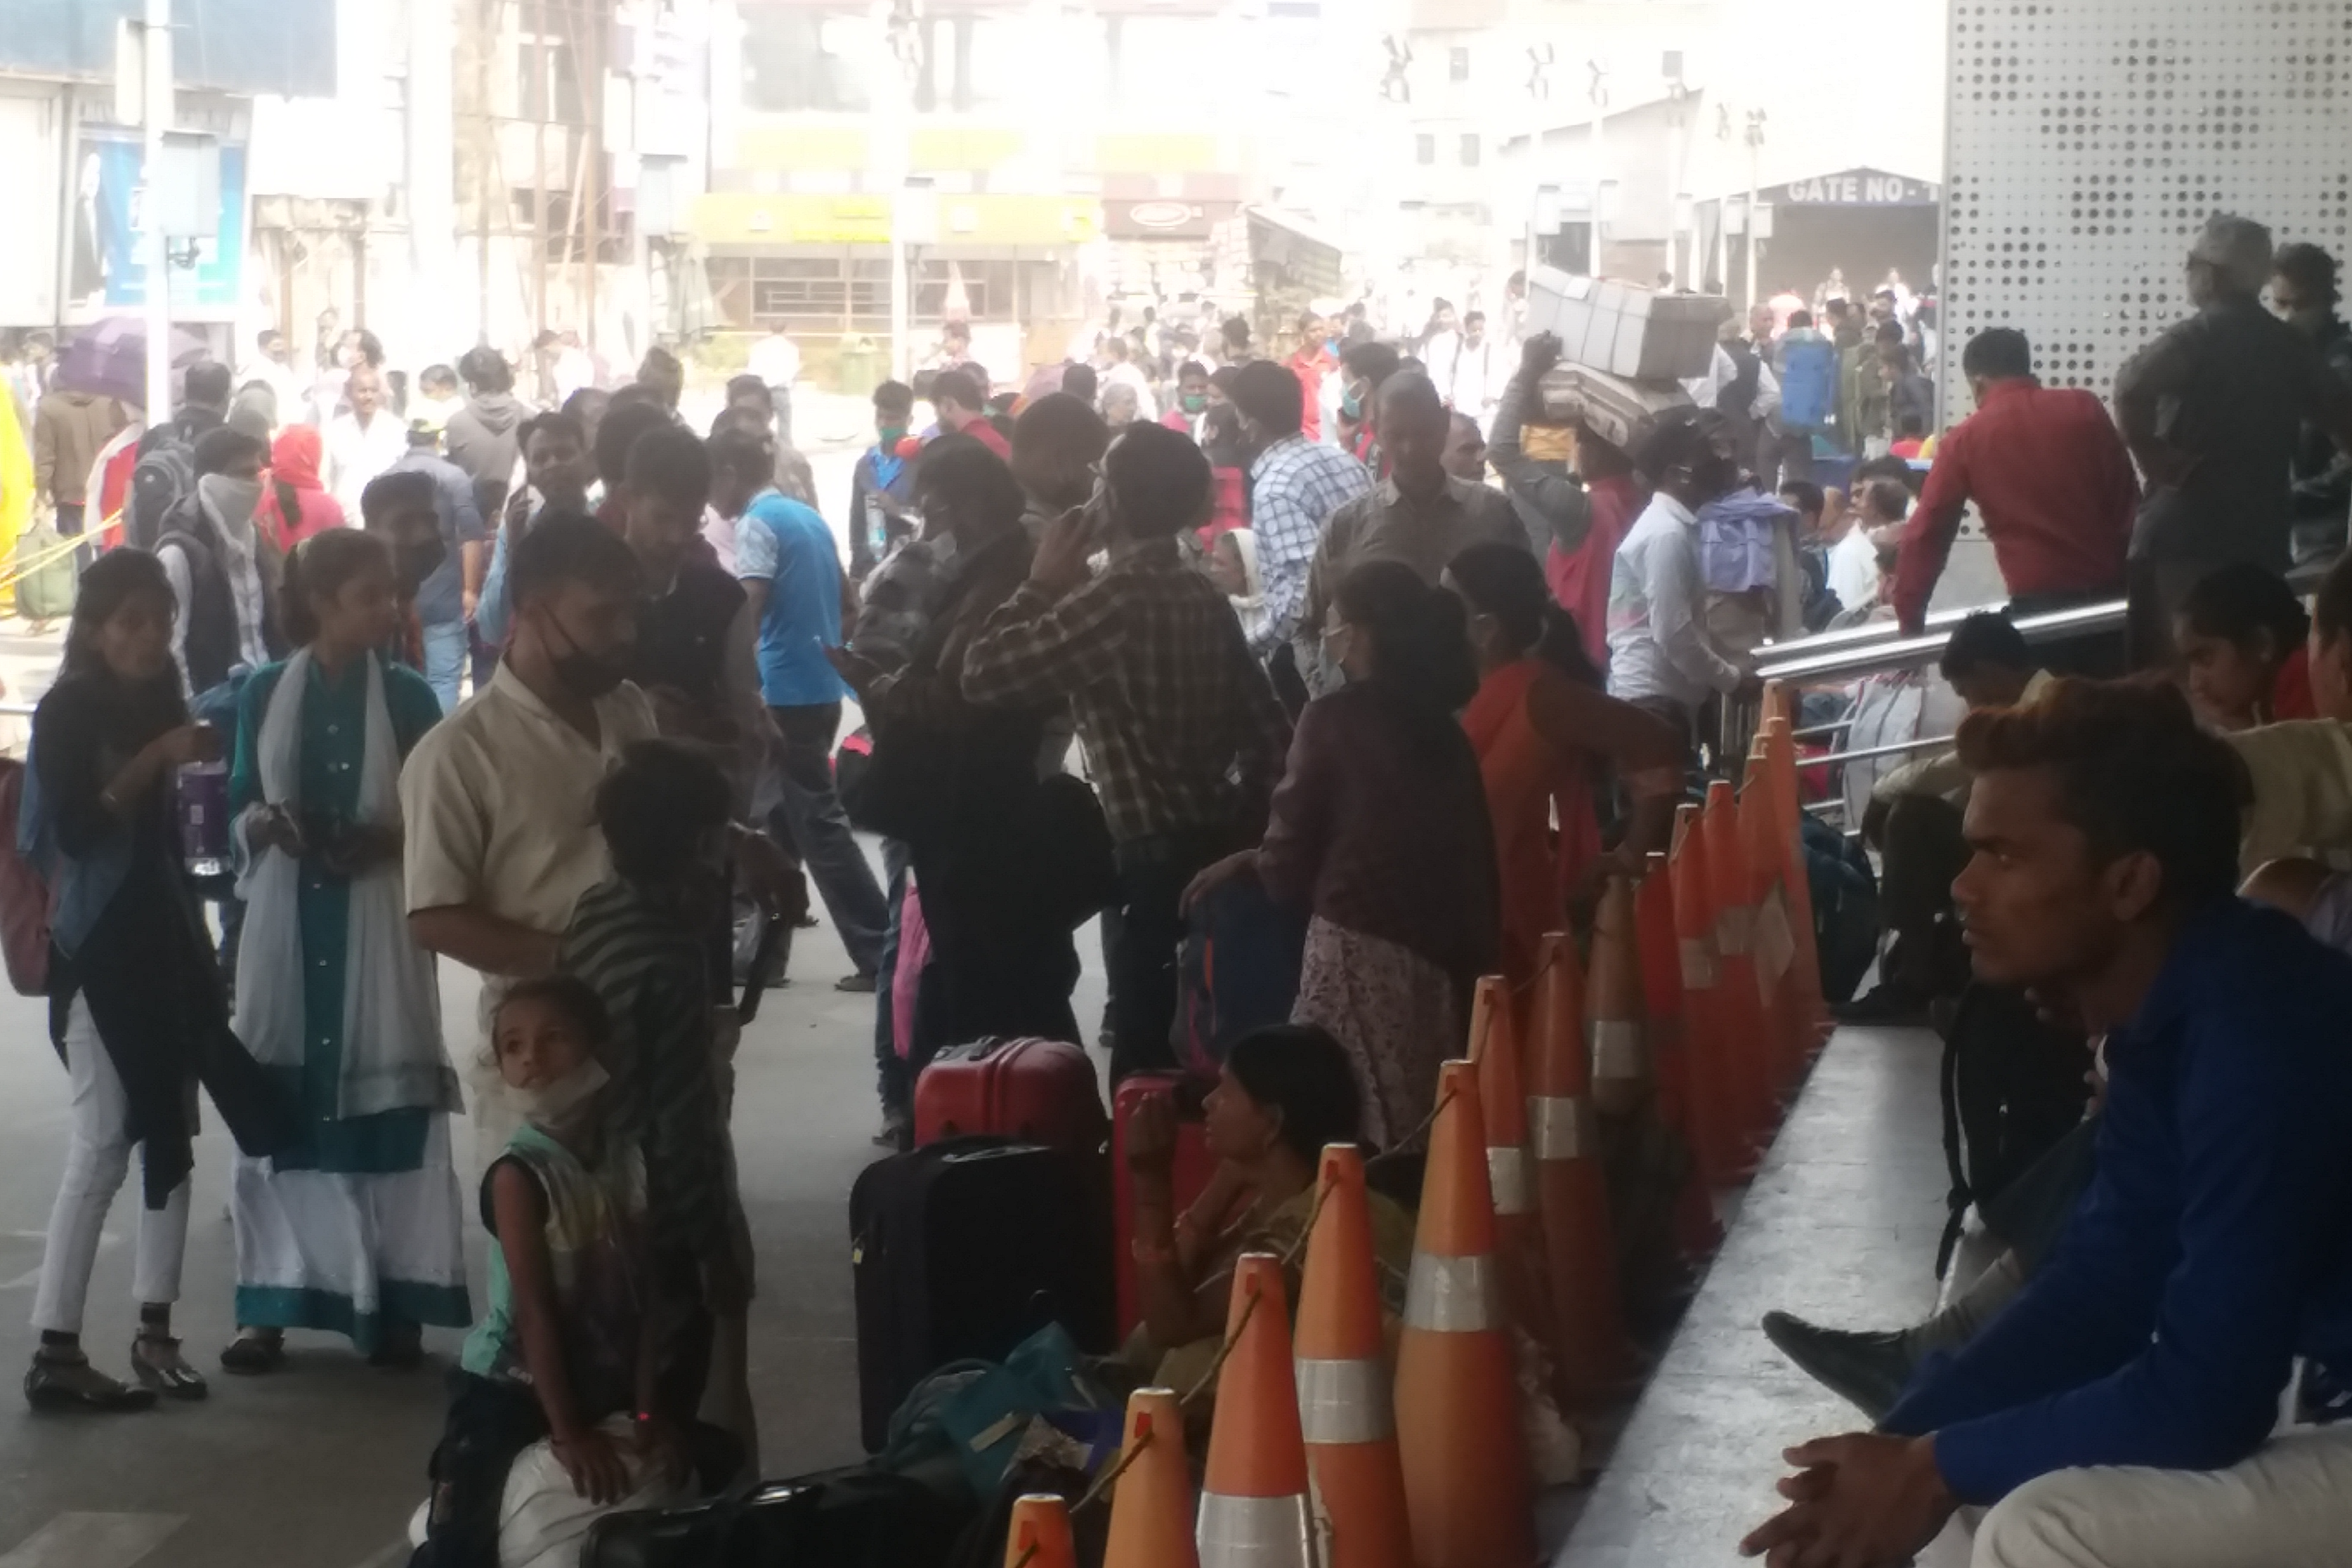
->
xmin=53 ymin=315 xmax=214 ymax=408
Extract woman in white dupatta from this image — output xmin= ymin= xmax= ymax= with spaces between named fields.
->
xmin=221 ymin=529 xmax=468 ymax=1371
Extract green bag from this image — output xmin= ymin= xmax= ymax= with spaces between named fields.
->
xmin=11 ymin=520 xmax=74 ymax=622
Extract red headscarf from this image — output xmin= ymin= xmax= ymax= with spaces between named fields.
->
xmin=270 ymin=426 xmax=325 ymax=491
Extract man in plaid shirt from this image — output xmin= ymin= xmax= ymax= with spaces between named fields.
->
xmin=962 ymin=422 xmax=1291 ymax=1080
xmin=1230 ymin=361 xmax=1373 ymax=697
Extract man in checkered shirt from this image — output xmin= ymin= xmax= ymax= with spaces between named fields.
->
xmin=962 ymin=422 xmax=1290 ymax=1081
xmin=1228 ymin=360 xmax=1373 ymax=697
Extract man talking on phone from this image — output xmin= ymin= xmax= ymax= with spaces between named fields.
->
xmin=961 ymin=422 xmax=1291 ymax=1082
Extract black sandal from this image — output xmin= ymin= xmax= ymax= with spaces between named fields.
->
xmin=23 ymin=1353 xmax=158 ymax=1413
xmin=131 ymin=1334 xmax=210 ymax=1401
xmin=220 ymin=1330 xmax=287 ymax=1375
xmin=368 ymin=1322 xmax=424 ymax=1371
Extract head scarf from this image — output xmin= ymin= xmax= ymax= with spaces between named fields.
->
xmin=270 ymin=426 xmax=325 ymax=491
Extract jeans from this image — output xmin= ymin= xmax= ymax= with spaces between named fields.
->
xmin=765 ymin=702 xmax=888 ymax=977
xmin=31 ymin=998 xmax=193 ymax=1334
xmin=873 ymin=837 xmax=913 ymax=1114
xmin=1107 ymin=829 xmax=1231 ymax=1083
xmin=422 ymin=618 xmax=469 ymax=714
xmin=414 ymin=1373 xmax=551 ymax=1568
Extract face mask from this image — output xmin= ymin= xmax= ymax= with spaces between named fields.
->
xmin=501 ymin=1057 xmax=609 ymax=1138
xmin=1341 ymin=382 xmax=1365 ymax=419
xmin=543 ymin=609 xmax=627 ymax=699
xmin=198 ymin=474 xmax=263 ymax=532
xmin=878 ymin=425 xmax=907 ymax=448
xmin=1180 ymin=393 xmax=1207 ymax=414
xmin=395 ymin=540 xmax=447 ymax=596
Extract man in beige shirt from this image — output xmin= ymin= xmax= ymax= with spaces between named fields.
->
xmin=1293 ymin=371 xmax=1527 ymax=692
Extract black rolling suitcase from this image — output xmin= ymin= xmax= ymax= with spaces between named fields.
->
xmin=849 ymin=1137 xmax=1111 ymax=1452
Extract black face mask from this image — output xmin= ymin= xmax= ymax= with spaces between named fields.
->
xmin=396 ymin=539 xmax=447 ymax=596
xmin=541 ymin=609 xmax=628 ymax=700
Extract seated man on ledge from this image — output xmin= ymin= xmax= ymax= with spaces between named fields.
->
xmin=1743 ymin=679 xmax=2352 ymax=1568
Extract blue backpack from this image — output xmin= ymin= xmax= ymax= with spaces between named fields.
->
xmin=1177 ymin=881 xmax=1308 ymax=1074
xmin=1779 ymin=333 xmax=1840 ymax=432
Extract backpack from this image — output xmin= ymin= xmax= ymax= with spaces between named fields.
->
xmin=11 ymin=516 xmax=76 ymax=622
xmin=1935 ymin=982 xmax=2093 ymax=1276
xmin=128 ymin=430 xmax=197 ymax=551
xmin=1778 ymin=334 xmax=1840 ymax=431
xmin=1177 ymin=880 xmax=1308 ymax=1074
xmin=1800 ymin=814 xmax=1877 ymax=1006
xmin=0 ymin=757 xmax=56 ymax=996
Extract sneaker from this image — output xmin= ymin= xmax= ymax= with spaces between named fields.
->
xmin=129 ymin=1334 xmax=209 ymax=1402
xmin=1759 ymin=1311 xmax=1916 ymax=1420
xmin=1832 ymin=979 xmax=1932 ymax=1027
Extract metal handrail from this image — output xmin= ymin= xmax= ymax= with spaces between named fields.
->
xmin=1753 ymin=598 xmax=2125 ymax=684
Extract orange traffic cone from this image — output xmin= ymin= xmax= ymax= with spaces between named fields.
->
xmin=1703 ymin=780 xmax=1775 ymax=1160
xmin=1762 ymin=717 xmax=1830 ymax=1052
xmin=1005 ymin=1494 xmax=1077 ymax=1568
xmin=1469 ymin=975 xmax=1557 ymax=1359
xmin=1587 ymin=877 xmax=1650 ymax=1120
xmin=1105 ymin=1389 xmax=1198 ymax=1568
xmin=1294 ymin=1145 xmax=1413 ymax=1568
xmin=1670 ymin=805 xmax=1741 ymax=1189
xmin=1396 ymin=1060 xmax=1535 ymax=1568
xmin=1198 ymin=1254 xmax=1315 ymax=1568
xmin=1641 ymin=851 xmax=1723 ymax=1263
xmin=1526 ymin=933 xmax=1634 ymax=1402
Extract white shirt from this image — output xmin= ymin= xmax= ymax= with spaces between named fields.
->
xmin=325 ymin=410 xmax=407 ymax=518
xmin=1682 ymin=342 xmax=1782 ymax=422
xmin=749 ymin=333 xmax=802 ymax=391
xmin=1103 ymin=361 xmax=1159 ymax=422
xmin=554 ymin=347 xmax=597 ymax=405
xmin=1828 ymin=526 xmax=1881 ymax=615
xmin=1439 ymin=335 xmax=1502 ymax=415
xmin=241 ymin=358 xmax=311 ymax=430
xmin=1605 ymin=490 xmax=1745 ymax=710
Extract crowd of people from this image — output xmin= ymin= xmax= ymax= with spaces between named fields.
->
xmin=11 ymin=201 xmax=2352 ymax=1567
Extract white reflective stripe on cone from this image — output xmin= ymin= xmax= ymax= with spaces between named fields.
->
xmin=1716 ymin=906 xmax=1753 ymax=956
xmin=1403 ymin=1251 xmax=1500 ymax=1333
xmin=1486 ymin=1145 xmax=1529 ymax=1215
xmin=1590 ymin=1020 xmax=1645 ymax=1082
xmin=1679 ymin=937 xmax=1717 ymax=988
xmin=1295 ymin=1356 xmax=1396 ymax=1445
xmin=1197 ymin=1490 xmax=1315 ymax=1568
xmin=1526 ymin=1093 xmax=1596 ymax=1161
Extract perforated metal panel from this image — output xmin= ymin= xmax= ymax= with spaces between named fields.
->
xmin=1941 ymin=0 xmax=2352 ymax=416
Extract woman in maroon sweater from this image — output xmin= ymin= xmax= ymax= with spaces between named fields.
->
xmin=1187 ymin=561 xmax=1498 ymax=1149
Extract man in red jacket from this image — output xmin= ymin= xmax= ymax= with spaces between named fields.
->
xmin=1285 ymin=310 xmax=1336 ymax=442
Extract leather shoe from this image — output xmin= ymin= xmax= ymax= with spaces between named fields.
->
xmin=1760 ymin=1310 xmax=1916 ymax=1420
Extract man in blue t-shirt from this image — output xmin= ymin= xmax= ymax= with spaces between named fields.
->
xmin=720 ymin=430 xmax=889 ymax=988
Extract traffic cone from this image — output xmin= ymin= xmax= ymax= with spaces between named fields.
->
xmin=1669 ymin=805 xmax=1740 ymax=1189
xmin=1396 ymin=1060 xmax=1535 ymax=1568
xmin=1198 ymin=1254 xmax=1315 ymax=1568
xmin=1005 ymin=1494 xmax=1077 ymax=1568
xmin=1640 ymin=851 xmax=1722 ymax=1263
xmin=1703 ymin=780 xmax=1776 ymax=1159
xmin=1105 ymin=1389 xmax=1198 ymax=1568
xmin=1762 ymin=717 xmax=1831 ymax=1053
xmin=1294 ymin=1145 xmax=1413 ymax=1568
xmin=1526 ymin=933 xmax=1634 ymax=1402
xmin=1469 ymin=975 xmax=1557 ymax=1360
xmin=1740 ymin=744 xmax=1805 ymax=1097
xmin=1587 ymin=877 xmax=1650 ymax=1120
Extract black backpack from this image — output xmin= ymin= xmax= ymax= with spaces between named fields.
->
xmin=127 ymin=428 xmax=198 ymax=551
xmin=1936 ymin=983 xmax=2093 ymax=1276
xmin=1800 ymin=814 xmax=1878 ymax=1005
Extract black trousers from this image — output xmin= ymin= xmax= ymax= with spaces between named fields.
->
xmin=1107 ymin=829 xmax=1231 ymax=1083
xmin=413 ymin=1374 xmax=552 ymax=1568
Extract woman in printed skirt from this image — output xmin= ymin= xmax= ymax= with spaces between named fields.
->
xmin=1186 ymin=560 xmax=1499 ymax=1149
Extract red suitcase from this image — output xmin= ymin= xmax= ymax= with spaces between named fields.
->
xmin=913 ymin=1037 xmax=1108 ymax=1155
xmin=1111 ymin=1071 xmax=1219 ymax=1338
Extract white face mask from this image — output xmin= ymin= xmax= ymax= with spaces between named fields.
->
xmin=198 ymin=473 xmax=263 ymax=538
xmin=500 ymin=1057 xmax=609 ymax=1138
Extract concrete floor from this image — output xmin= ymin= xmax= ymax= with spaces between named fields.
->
xmin=1555 ymin=1023 xmax=1955 ymax=1568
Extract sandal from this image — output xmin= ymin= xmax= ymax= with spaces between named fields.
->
xmin=219 ymin=1330 xmax=287 ymax=1376
xmin=368 ymin=1322 xmax=424 ymax=1371
xmin=24 ymin=1351 xmax=158 ymax=1413
xmin=130 ymin=1334 xmax=210 ymax=1401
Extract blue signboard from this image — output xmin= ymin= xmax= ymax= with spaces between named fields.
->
xmin=0 ymin=1 xmax=336 ymax=97
xmin=68 ymin=135 xmax=247 ymax=314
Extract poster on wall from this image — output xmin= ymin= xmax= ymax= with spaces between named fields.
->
xmin=67 ymin=136 xmax=247 ymax=318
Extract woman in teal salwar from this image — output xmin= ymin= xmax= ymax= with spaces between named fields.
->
xmin=221 ymin=529 xmax=469 ymax=1371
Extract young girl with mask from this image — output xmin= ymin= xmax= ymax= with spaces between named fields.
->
xmin=560 ymin=740 xmax=755 ymax=1468
xmin=416 ymin=976 xmax=686 ymax=1568
xmin=22 ymin=550 xmax=293 ymax=1411
xmin=220 ymin=529 xmax=469 ymax=1374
